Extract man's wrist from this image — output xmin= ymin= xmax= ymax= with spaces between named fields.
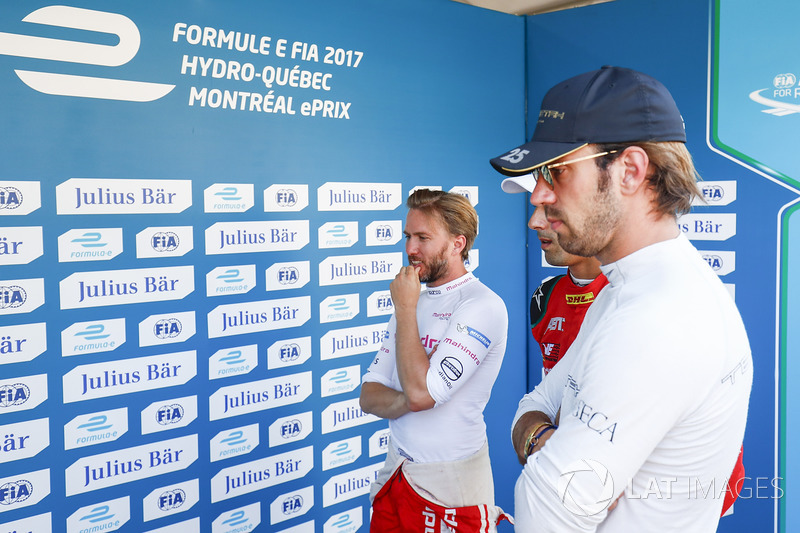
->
xmin=522 ymin=423 xmax=557 ymax=459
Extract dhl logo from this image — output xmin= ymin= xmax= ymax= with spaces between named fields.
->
xmin=566 ymin=293 xmax=595 ymax=305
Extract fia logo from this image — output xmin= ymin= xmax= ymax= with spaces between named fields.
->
xmin=0 ymin=285 xmax=26 ymax=309
xmin=375 ymin=225 xmax=393 ymax=241
xmin=0 ymin=383 xmax=30 ymax=407
xmin=158 ymin=488 xmax=186 ymax=511
xmin=0 ymin=6 xmax=175 ymax=102
xmin=278 ymin=267 xmax=299 ymax=285
xmin=154 ymin=318 xmax=182 ymax=339
xmin=156 ymin=403 xmax=185 ymax=425
xmin=276 ymin=189 xmax=298 ymax=207
xmin=0 ymin=479 xmax=33 ymax=505
xmin=703 ymin=254 xmax=724 ymax=271
xmin=452 ymin=188 xmax=471 ymax=202
xmin=702 ymin=185 xmax=724 ymax=203
xmin=281 ymin=419 xmax=302 ymax=439
xmin=0 ymin=186 xmax=22 ymax=210
xmin=282 ymin=494 xmax=304 ymax=515
xmin=377 ymin=295 xmax=393 ymax=312
xmin=280 ymin=343 xmax=301 ymax=363
xmin=152 ymin=232 xmax=180 ymax=252
xmin=749 ymin=71 xmax=800 ymax=116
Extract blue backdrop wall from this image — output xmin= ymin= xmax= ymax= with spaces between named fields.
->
xmin=1 ymin=0 xmax=797 ymax=532
xmin=0 ymin=1 xmax=527 ymax=531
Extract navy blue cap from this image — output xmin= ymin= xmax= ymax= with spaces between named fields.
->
xmin=490 ymin=66 xmax=686 ymax=177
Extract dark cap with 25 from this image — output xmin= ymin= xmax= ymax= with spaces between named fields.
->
xmin=490 ymin=66 xmax=686 ymax=178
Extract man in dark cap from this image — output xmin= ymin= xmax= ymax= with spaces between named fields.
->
xmin=490 ymin=66 xmax=751 ymax=531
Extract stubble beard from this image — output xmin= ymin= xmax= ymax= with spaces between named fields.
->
xmin=414 ymin=244 xmax=450 ymax=284
xmin=551 ymin=169 xmax=620 ymax=258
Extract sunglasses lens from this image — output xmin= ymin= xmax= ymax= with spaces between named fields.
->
xmin=541 ymin=166 xmax=553 ymax=186
xmin=532 ymin=166 xmax=554 ymax=188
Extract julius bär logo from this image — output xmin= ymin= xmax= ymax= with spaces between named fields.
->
xmin=749 ymin=71 xmax=800 ymax=116
xmin=152 ymin=232 xmax=180 ymax=252
xmin=0 ymin=6 xmax=175 ymax=102
xmin=0 ymin=186 xmax=22 ymax=210
xmin=154 ymin=318 xmax=182 ymax=339
xmin=158 ymin=488 xmax=186 ymax=511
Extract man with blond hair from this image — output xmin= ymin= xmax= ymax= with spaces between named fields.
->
xmin=361 ymin=188 xmax=510 ymax=531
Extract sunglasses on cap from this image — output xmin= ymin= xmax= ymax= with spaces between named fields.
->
xmin=533 ymin=150 xmax=618 ymax=187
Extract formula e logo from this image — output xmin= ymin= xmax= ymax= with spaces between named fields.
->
xmin=276 ymin=189 xmax=298 ymax=207
xmin=0 ymin=285 xmax=26 ymax=308
xmin=0 ymin=187 xmax=22 ymax=210
xmin=281 ymin=419 xmax=302 ymax=439
xmin=0 ymin=6 xmax=175 ymax=102
xmin=0 ymin=479 xmax=33 ymax=504
xmin=158 ymin=488 xmax=186 ymax=510
xmin=152 ymin=232 xmax=179 ymax=252
xmin=154 ymin=319 xmax=182 ymax=339
xmin=0 ymin=383 xmax=29 ymax=407
xmin=156 ymin=404 xmax=185 ymax=425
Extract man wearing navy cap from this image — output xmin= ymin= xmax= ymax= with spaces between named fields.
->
xmin=490 ymin=66 xmax=751 ymax=531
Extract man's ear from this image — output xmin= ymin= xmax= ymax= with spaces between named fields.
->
xmin=453 ymin=235 xmax=467 ymax=257
xmin=617 ymin=146 xmax=650 ymax=195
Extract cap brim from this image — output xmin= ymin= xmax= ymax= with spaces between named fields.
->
xmin=501 ymin=175 xmax=534 ymax=194
xmin=490 ymin=140 xmax=587 ymax=177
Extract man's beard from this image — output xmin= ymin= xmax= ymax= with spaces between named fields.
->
xmin=413 ymin=245 xmax=450 ymax=284
xmin=549 ymin=168 xmax=620 ymax=258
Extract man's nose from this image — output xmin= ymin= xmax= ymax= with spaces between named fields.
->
xmin=529 ymin=176 xmax=556 ymax=206
xmin=528 ymin=204 xmax=547 ymax=231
